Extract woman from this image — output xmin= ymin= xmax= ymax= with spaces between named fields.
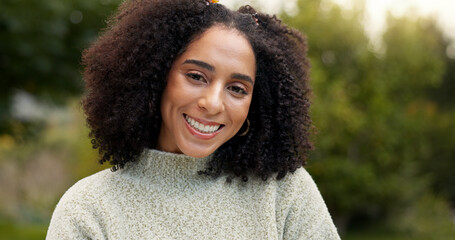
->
xmin=47 ymin=0 xmax=340 ymax=239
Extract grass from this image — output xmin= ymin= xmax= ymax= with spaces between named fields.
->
xmin=343 ymin=227 xmax=443 ymax=240
xmin=0 ymin=221 xmax=452 ymax=240
xmin=0 ymin=222 xmax=47 ymax=240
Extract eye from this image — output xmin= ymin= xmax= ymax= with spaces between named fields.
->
xmin=227 ymin=85 xmax=248 ymax=95
xmin=185 ymin=72 xmax=206 ymax=83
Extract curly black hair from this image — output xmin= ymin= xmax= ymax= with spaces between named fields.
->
xmin=82 ymin=0 xmax=312 ymax=181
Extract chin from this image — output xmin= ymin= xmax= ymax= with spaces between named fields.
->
xmin=184 ymin=151 xmax=212 ymax=158
xmin=181 ymin=146 xmax=216 ymax=158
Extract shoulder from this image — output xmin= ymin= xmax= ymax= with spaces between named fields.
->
xmin=46 ymin=169 xmax=116 ymax=239
xmin=278 ymin=167 xmax=332 ymax=214
xmin=277 ymin=167 xmax=320 ymax=199
xmin=59 ymin=169 xmax=114 ymax=205
xmin=49 ymin=168 xmax=116 ymax=224
xmin=50 ymin=164 xmax=143 ymax=217
xmin=273 ymin=167 xmax=327 ymax=223
xmin=276 ymin=167 xmax=341 ymax=239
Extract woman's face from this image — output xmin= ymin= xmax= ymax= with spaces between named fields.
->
xmin=157 ymin=26 xmax=256 ymax=157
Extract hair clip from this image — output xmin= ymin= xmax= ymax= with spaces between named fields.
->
xmin=206 ymin=0 xmax=219 ymax=5
xmin=252 ymin=13 xmax=259 ymax=25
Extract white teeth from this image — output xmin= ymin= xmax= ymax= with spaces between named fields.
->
xmin=185 ymin=115 xmax=221 ymax=133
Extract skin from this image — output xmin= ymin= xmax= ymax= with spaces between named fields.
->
xmin=156 ymin=25 xmax=256 ymax=158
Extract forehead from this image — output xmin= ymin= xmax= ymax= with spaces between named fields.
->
xmin=178 ymin=26 xmax=256 ymax=73
xmin=187 ymin=26 xmax=252 ymax=53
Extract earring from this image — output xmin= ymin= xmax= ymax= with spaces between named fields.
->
xmin=237 ymin=119 xmax=250 ymax=136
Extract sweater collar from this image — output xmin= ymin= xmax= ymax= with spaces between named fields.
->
xmin=123 ymin=148 xmax=213 ymax=180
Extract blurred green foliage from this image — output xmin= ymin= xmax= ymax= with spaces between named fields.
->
xmin=0 ymin=101 xmax=107 ymax=224
xmin=283 ymin=0 xmax=455 ymax=237
xmin=1 ymin=0 xmax=454 ymax=239
xmin=0 ymin=0 xmax=120 ymax=134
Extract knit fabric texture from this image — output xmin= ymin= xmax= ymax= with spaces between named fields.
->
xmin=46 ymin=149 xmax=340 ymax=239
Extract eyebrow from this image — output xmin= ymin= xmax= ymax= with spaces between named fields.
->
xmin=182 ymin=59 xmax=214 ymax=72
xmin=182 ymin=59 xmax=254 ymax=85
xmin=231 ymin=73 xmax=254 ymax=85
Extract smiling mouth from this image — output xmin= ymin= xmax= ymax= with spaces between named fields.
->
xmin=184 ymin=114 xmax=224 ymax=134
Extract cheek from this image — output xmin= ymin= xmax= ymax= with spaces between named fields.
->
xmin=228 ymin=98 xmax=252 ymax=126
xmin=160 ymin=91 xmax=180 ymax=126
xmin=161 ymin=76 xmax=187 ymax=110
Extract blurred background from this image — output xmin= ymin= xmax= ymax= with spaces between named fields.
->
xmin=0 ymin=0 xmax=454 ymax=239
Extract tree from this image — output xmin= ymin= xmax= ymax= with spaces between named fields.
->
xmin=0 ymin=0 xmax=120 ymax=135
xmin=283 ymin=0 xmax=455 ymax=236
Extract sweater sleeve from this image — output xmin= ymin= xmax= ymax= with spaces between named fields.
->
xmin=282 ymin=168 xmax=341 ymax=240
xmin=46 ymin=181 xmax=107 ymax=240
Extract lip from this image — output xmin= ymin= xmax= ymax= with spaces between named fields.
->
xmin=183 ymin=114 xmax=223 ymax=140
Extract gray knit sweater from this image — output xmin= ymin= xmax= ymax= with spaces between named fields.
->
xmin=47 ymin=149 xmax=340 ymax=239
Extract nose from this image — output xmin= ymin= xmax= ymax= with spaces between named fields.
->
xmin=198 ymin=83 xmax=225 ymax=114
